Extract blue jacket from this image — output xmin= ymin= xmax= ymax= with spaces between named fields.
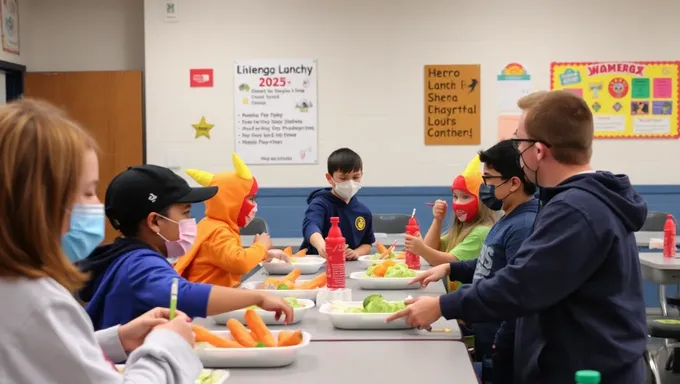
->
xmin=440 ymin=171 xmax=648 ymax=384
xmin=79 ymin=238 xmax=212 ymax=330
xmin=300 ymin=188 xmax=375 ymax=254
xmin=449 ymin=198 xmax=539 ymax=350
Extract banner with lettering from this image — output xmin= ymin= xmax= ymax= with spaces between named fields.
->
xmin=550 ymin=61 xmax=680 ymax=139
xmin=424 ymin=64 xmax=481 ymax=145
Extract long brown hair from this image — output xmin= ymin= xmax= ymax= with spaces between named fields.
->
xmin=443 ymin=199 xmax=497 ymax=252
xmin=0 ymin=99 xmax=95 ymax=292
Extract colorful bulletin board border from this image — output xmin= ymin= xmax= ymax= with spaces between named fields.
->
xmin=550 ymin=61 xmax=680 ymax=139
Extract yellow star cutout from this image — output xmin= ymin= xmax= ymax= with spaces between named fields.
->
xmin=192 ymin=116 xmax=214 ymax=139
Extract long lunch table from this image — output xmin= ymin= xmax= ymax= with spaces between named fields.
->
xmin=240 ymin=233 xmax=406 ymax=251
xmin=226 ymin=340 xmax=478 ymax=384
xmin=196 ymin=259 xmax=462 ymax=341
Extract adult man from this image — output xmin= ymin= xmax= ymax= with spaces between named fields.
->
xmin=388 ymin=90 xmax=648 ymax=383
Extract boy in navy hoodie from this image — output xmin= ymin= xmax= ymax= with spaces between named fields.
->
xmin=300 ymin=148 xmax=375 ymax=259
xmin=387 ymin=91 xmax=648 ymax=384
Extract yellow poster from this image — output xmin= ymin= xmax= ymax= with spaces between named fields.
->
xmin=550 ymin=61 xmax=679 ymax=139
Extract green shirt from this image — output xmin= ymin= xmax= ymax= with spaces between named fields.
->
xmin=441 ymin=225 xmax=491 ymax=292
xmin=440 ymin=225 xmax=491 ymax=260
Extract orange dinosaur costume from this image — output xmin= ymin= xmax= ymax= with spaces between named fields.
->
xmin=174 ymin=153 xmax=266 ymax=288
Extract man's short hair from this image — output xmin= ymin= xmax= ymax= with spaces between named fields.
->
xmin=517 ymin=91 xmax=548 ymax=111
xmin=479 ymin=140 xmax=537 ymax=196
xmin=523 ymin=90 xmax=593 ymax=165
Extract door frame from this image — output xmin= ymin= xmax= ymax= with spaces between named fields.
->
xmin=0 ymin=59 xmax=25 ymax=102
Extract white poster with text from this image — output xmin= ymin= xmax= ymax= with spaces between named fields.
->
xmin=234 ymin=59 xmax=318 ymax=165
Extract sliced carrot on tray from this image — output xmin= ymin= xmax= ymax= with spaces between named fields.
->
xmin=299 ymin=272 xmax=326 ymax=289
xmin=226 ymin=318 xmax=258 ymax=347
xmin=376 ymin=242 xmax=388 ymax=254
xmin=283 ymin=268 xmax=301 ymax=282
xmin=244 ymin=309 xmax=276 ymax=347
xmin=192 ymin=324 xmax=243 ymax=348
xmin=278 ymin=330 xmax=304 ymax=347
xmin=293 ymin=248 xmax=308 ymax=257
xmin=283 ymin=246 xmax=293 ymax=257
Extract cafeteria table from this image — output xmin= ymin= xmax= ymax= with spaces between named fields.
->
xmin=240 ymin=233 xmax=406 ymax=251
xmin=196 ymin=258 xmax=462 ymax=340
xmin=639 ymin=252 xmax=680 ymax=316
xmin=225 ymin=340 xmax=478 ymax=384
xmin=635 ymin=231 xmax=680 ymax=248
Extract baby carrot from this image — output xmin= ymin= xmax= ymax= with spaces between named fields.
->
xmin=283 ymin=246 xmax=293 ymax=257
xmin=376 ymin=242 xmax=387 ymax=254
xmin=293 ymin=248 xmax=308 ymax=257
xmin=278 ymin=330 xmax=303 ymax=347
xmin=283 ymin=268 xmax=301 ymax=283
xmin=299 ymin=272 xmax=326 ymax=289
xmin=244 ymin=309 xmax=276 ymax=347
xmin=226 ymin=319 xmax=258 ymax=347
xmin=192 ymin=324 xmax=243 ymax=348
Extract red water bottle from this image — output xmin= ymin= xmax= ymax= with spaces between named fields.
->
xmin=664 ymin=214 xmax=676 ymax=258
xmin=405 ymin=212 xmax=421 ymax=270
xmin=325 ymin=217 xmax=346 ymax=289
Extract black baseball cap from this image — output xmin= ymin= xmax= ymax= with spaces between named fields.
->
xmin=105 ymin=164 xmax=218 ymax=231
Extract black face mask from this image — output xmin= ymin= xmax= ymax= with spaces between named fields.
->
xmin=479 ymin=179 xmax=511 ymax=211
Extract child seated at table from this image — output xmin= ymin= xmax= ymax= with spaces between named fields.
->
xmin=78 ymin=162 xmax=293 ymax=330
xmin=300 ymin=148 xmax=375 ymax=260
xmin=404 ymin=155 xmax=495 ymax=291
xmin=174 ymin=153 xmax=289 ymax=288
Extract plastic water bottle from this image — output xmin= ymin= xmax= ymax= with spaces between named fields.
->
xmin=575 ymin=370 xmax=600 ymax=384
xmin=664 ymin=214 xmax=676 ymax=258
xmin=404 ymin=209 xmax=421 ymax=270
xmin=325 ymin=217 xmax=346 ymax=289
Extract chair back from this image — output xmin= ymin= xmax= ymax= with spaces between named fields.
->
xmin=372 ymin=214 xmax=410 ymax=234
xmin=241 ymin=217 xmax=269 ymax=235
xmin=641 ymin=211 xmax=676 ymax=232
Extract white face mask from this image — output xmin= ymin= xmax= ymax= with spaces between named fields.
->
xmin=334 ymin=180 xmax=361 ymax=200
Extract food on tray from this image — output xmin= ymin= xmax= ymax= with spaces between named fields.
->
xmin=294 ymin=248 xmax=308 ymax=257
xmin=248 ymin=297 xmax=303 ymax=310
xmin=195 ymin=311 xmax=303 ymax=349
xmin=370 ymin=242 xmax=405 ymax=260
xmin=263 ymin=270 xmax=327 ymax=290
xmin=366 ymin=260 xmax=417 ymax=278
xmin=342 ymin=294 xmax=407 ymax=314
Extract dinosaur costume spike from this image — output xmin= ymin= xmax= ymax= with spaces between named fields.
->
xmin=462 ymin=155 xmax=481 ymax=179
xmin=186 ymin=169 xmax=215 ymax=187
xmin=232 ymin=153 xmax=252 ymax=180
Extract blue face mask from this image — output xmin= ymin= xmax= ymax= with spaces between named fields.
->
xmin=479 ymin=184 xmax=503 ymax=211
xmin=62 ymin=203 xmax=106 ymax=263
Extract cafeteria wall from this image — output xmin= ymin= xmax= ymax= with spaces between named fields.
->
xmin=22 ymin=0 xmax=680 ymax=308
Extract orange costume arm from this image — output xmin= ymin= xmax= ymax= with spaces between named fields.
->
xmin=205 ymin=227 xmax=268 ymax=275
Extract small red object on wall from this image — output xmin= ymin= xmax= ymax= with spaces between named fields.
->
xmin=190 ymin=69 xmax=213 ymax=87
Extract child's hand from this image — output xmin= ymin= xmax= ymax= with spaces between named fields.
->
xmin=344 ymin=247 xmax=359 ymax=260
xmin=408 ymin=263 xmax=450 ymax=288
xmin=432 ymin=200 xmax=447 ymax=221
xmin=404 ymin=234 xmax=425 ymax=255
xmin=257 ymin=293 xmax=295 ymax=324
xmin=265 ymin=249 xmax=291 ymax=263
xmin=254 ymin=233 xmax=272 ymax=250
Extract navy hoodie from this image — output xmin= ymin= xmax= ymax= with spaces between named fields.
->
xmin=300 ymin=188 xmax=375 ymax=254
xmin=439 ymin=171 xmax=648 ymax=384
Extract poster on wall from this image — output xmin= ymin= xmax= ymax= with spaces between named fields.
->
xmin=234 ymin=59 xmax=318 ymax=165
xmin=496 ymin=63 xmax=532 ymax=140
xmin=424 ymin=64 xmax=481 ymax=145
xmin=1 ymin=0 xmax=19 ymax=55
xmin=551 ymin=61 xmax=680 ymax=139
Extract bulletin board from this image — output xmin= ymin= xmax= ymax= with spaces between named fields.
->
xmin=550 ymin=61 xmax=680 ymax=139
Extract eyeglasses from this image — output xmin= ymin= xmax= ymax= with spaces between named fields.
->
xmin=481 ymin=175 xmax=504 ymax=186
xmin=510 ymin=138 xmax=552 ymax=151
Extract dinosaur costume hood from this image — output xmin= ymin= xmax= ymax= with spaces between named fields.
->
xmin=174 ymin=153 xmax=263 ymax=287
xmin=451 ymin=155 xmax=483 ymax=197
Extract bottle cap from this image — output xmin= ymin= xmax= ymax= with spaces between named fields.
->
xmin=575 ymin=370 xmax=600 ymax=383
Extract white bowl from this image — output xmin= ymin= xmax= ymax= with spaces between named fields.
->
xmin=241 ymin=280 xmax=320 ymax=301
xmin=195 ymin=330 xmax=311 ymax=368
xmin=210 ymin=299 xmax=315 ymax=325
xmin=262 ymin=256 xmax=325 ymax=275
xmin=349 ymin=271 xmax=423 ymax=290
xmin=319 ymin=301 xmax=412 ymax=330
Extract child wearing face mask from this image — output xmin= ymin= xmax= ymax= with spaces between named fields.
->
xmin=79 ymin=160 xmax=294 ymax=331
xmin=300 ymin=148 xmax=375 ymax=260
xmin=405 ymin=155 xmax=496 ymax=291
xmin=174 ymin=153 xmax=289 ymax=288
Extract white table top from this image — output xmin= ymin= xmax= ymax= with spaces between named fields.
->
xmin=240 ymin=233 xmax=406 ymax=250
xmin=225 ymin=340 xmax=477 ymax=384
xmin=198 ymin=258 xmax=462 ymax=340
xmin=635 ymin=231 xmax=680 ymax=248
xmin=639 ymin=252 xmax=680 ymax=270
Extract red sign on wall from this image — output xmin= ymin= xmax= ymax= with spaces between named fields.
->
xmin=190 ymin=69 xmax=213 ymax=87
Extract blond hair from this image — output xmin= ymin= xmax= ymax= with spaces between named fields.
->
xmin=0 ymin=99 xmax=96 ymax=292
xmin=444 ymin=200 xmax=496 ymax=252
